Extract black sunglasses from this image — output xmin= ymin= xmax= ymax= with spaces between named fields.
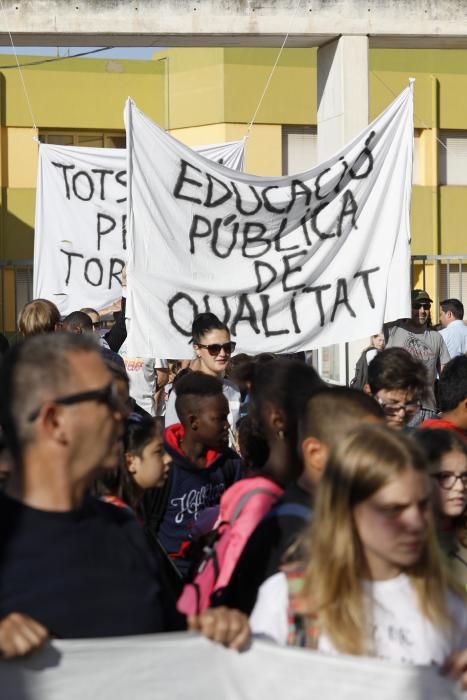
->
xmin=412 ymin=303 xmax=431 ymax=310
xmin=196 ymin=341 xmax=236 ymax=357
xmin=28 ymin=382 xmax=122 ymax=422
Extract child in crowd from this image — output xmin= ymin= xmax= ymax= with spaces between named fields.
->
xmin=17 ymin=298 xmax=60 ymax=337
xmin=420 ymin=355 xmax=467 ymax=438
xmin=143 ymin=372 xmax=243 ymax=578
xmin=178 ymin=359 xmax=323 ymax=614
xmin=364 ymin=347 xmax=427 ymax=430
xmin=250 ymin=424 xmax=467 ymax=683
xmin=221 ymin=387 xmax=384 ymax=614
xmin=414 ymin=429 xmax=467 ymax=588
xmin=95 ymin=415 xmax=171 ymax=515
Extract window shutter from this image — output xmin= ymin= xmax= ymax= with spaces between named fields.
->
xmin=439 ymin=263 xmax=467 ymax=307
xmin=439 ymin=131 xmax=467 ymax=185
xmin=282 ymin=126 xmax=318 ymax=175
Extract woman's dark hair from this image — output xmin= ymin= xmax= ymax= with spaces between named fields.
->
xmin=226 ymin=353 xmax=276 ymax=395
xmin=172 ymin=366 xmax=192 ymax=388
xmin=124 ymin=415 xmax=163 ymax=456
xmin=191 ymin=313 xmax=229 ymax=344
xmin=413 ymin=428 xmax=467 ymax=468
xmin=248 ymin=359 xmax=325 ymax=454
xmin=237 ymin=415 xmax=269 ymax=471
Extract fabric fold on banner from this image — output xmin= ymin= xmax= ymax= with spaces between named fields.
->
xmin=33 ymin=138 xmax=245 ymax=315
xmin=0 ymin=634 xmax=461 ymax=700
xmin=125 ymin=85 xmax=414 ymax=358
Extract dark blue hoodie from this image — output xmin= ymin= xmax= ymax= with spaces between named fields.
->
xmin=152 ymin=424 xmax=243 ymax=578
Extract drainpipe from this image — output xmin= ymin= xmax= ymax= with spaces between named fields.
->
xmin=431 ymin=75 xmax=440 ymax=313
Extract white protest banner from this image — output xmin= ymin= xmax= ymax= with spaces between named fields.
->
xmin=0 ymin=634 xmax=461 ymax=700
xmin=126 ymin=85 xmax=413 ymax=358
xmin=33 ymin=138 xmax=245 ymax=316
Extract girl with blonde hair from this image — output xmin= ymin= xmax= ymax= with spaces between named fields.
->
xmin=250 ymin=424 xmax=467 ymax=684
xmin=17 ymin=299 xmax=60 ymax=336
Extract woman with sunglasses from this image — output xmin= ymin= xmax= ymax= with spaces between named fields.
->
xmin=250 ymin=425 xmax=467 ymax=687
xmin=165 ymin=313 xmax=240 ymax=435
xmin=414 ymin=428 xmax=467 ymax=588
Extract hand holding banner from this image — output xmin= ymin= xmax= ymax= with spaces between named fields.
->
xmin=0 ymin=634 xmax=461 ymax=700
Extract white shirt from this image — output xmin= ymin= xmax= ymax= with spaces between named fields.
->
xmin=440 ymin=320 xmax=467 ymax=358
xmin=250 ymin=571 xmax=467 ymax=666
xmin=119 ymin=340 xmax=167 ymax=417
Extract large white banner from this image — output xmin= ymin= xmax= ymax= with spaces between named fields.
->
xmin=33 ymin=139 xmax=245 ymax=316
xmin=0 ymin=634 xmax=461 ymax=700
xmin=126 ymin=85 xmax=413 ymax=358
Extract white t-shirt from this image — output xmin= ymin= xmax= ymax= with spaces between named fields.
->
xmin=119 ymin=340 xmax=167 ymax=417
xmin=164 ymin=377 xmax=241 ymax=433
xmin=440 ymin=320 xmax=467 ymax=358
xmin=250 ymin=571 xmax=467 ymax=666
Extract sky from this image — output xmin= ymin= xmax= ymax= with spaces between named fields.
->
xmin=0 ymin=46 xmax=163 ymax=60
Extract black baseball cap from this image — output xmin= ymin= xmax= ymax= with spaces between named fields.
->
xmin=411 ymin=289 xmax=433 ymax=304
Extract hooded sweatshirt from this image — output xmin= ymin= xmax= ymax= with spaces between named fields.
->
xmin=156 ymin=424 xmax=243 ymax=577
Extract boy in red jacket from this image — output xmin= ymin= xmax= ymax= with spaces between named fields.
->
xmin=143 ymin=372 xmax=243 ymax=579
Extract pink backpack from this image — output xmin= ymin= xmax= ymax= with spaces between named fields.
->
xmin=177 ymin=476 xmax=283 ymax=615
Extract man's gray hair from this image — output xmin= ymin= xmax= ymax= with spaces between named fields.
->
xmin=0 ymin=332 xmax=101 ymax=456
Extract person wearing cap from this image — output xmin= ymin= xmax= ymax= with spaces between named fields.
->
xmin=385 ymin=289 xmax=451 ymax=425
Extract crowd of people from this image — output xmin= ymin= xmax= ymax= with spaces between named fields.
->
xmin=0 ymin=286 xmax=467 ymax=691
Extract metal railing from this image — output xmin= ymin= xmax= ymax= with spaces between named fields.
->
xmin=1 ymin=255 xmax=466 ymax=335
xmin=411 ymin=254 xmax=467 ymax=315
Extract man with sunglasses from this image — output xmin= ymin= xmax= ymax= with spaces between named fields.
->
xmin=385 ymin=289 xmax=451 ymax=425
xmin=0 ymin=334 xmax=249 ymax=656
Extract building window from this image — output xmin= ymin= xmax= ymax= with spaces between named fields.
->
xmin=318 ymin=344 xmax=342 ymax=384
xmin=39 ymin=131 xmax=126 ymax=149
xmin=439 ymin=130 xmax=467 ymax=185
xmin=440 ymin=262 xmax=467 ymax=309
xmin=282 ymin=126 xmax=317 ymax=175
xmin=14 ymin=267 xmax=34 ymax=321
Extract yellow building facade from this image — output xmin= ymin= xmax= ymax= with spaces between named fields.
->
xmin=0 ymin=47 xmax=466 ymax=332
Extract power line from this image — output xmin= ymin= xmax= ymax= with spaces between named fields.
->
xmin=0 ymin=45 xmax=116 ymax=70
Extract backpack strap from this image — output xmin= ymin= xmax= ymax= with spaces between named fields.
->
xmin=284 ymin=566 xmax=321 ymax=649
xmin=229 ymin=487 xmax=280 ymax=524
xmin=264 ymin=502 xmax=311 ymax=522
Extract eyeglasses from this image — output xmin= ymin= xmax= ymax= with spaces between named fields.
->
xmin=196 ymin=341 xmax=236 ymax=357
xmin=431 ymin=472 xmax=467 ymax=490
xmin=28 ymin=382 xmax=123 ymax=422
xmin=376 ymin=398 xmax=421 ymax=416
xmin=412 ymin=303 xmax=431 ymax=311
